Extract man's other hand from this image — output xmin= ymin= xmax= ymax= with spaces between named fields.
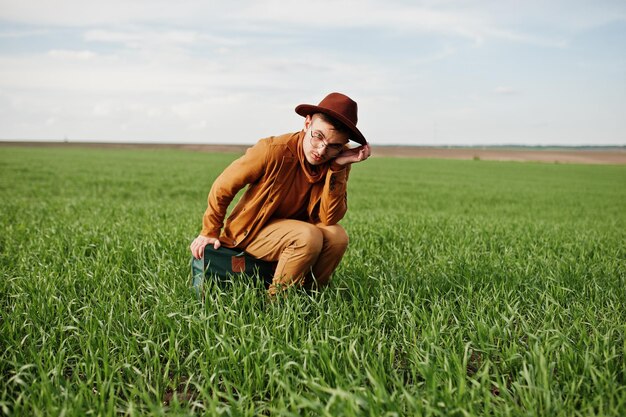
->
xmin=190 ymin=235 xmax=221 ymax=259
xmin=333 ymin=143 xmax=371 ymax=167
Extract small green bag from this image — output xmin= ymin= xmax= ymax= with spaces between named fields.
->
xmin=190 ymin=246 xmax=275 ymax=299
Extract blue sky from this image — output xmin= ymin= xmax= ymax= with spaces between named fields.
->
xmin=0 ymin=0 xmax=624 ymax=146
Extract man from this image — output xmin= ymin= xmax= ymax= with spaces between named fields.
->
xmin=190 ymin=92 xmax=371 ymax=295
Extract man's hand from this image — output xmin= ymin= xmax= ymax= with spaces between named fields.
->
xmin=190 ymin=234 xmax=221 ymax=259
xmin=332 ymin=143 xmax=371 ymax=167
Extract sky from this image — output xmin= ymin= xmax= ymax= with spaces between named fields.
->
xmin=0 ymin=0 xmax=625 ymax=146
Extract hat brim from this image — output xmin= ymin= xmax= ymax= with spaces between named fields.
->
xmin=295 ymin=104 xmax=367 ymax=145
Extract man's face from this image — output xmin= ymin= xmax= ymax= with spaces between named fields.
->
xmin=302 ymin=115 xmax=349 ymax=166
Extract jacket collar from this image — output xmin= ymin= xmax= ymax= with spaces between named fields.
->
xmin=285 ymin=131 xmax=303 ymax=157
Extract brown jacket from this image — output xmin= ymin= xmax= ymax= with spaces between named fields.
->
xmin=201 ymin=131 xmax=350 ymax=248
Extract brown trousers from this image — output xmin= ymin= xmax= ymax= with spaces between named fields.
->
xmin=243 ymin=219 xmax=349 ymax=295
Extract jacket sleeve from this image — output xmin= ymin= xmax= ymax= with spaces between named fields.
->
xmin=318 ymin=165 xmax=351 ymax=225
xmin=200 ymin=140 xmax=268 ymax=238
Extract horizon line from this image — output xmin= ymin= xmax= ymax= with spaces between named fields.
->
xmin=1 ymin=139 xmax=625 ymax=149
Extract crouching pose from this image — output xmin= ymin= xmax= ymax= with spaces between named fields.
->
xmin=190 ymin=92 xmax=371 ymax=295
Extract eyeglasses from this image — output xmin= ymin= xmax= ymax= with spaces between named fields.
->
xmin=309 ymin=130 xmax=344 ymax=155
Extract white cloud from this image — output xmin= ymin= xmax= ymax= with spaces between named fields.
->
xmin=47 ymin=49 xmax=97 ymax=60
xmin=0 ymin=0 xmax=216 ymax=26
xmin=85 ymin=29 xmax=197 ymax=48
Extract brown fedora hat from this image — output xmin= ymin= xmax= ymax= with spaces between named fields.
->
xmin=295 ymin=92 xmax=367 ymax=145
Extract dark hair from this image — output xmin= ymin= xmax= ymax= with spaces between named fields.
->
xmin=312 ymin=112 xmax=350 ymax=136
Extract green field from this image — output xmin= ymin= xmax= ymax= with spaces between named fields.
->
xmin=1 ymin=146 xmax=625 ymax=416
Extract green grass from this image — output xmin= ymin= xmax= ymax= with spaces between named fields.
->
xmin=1 ymin=145 xmax=625 ymax=416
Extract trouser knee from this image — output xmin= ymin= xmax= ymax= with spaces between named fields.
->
xmin=293 ymin=223 xmax=324 ymax=256
xmin=322 ymin=224 xmax=349 ymax=252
